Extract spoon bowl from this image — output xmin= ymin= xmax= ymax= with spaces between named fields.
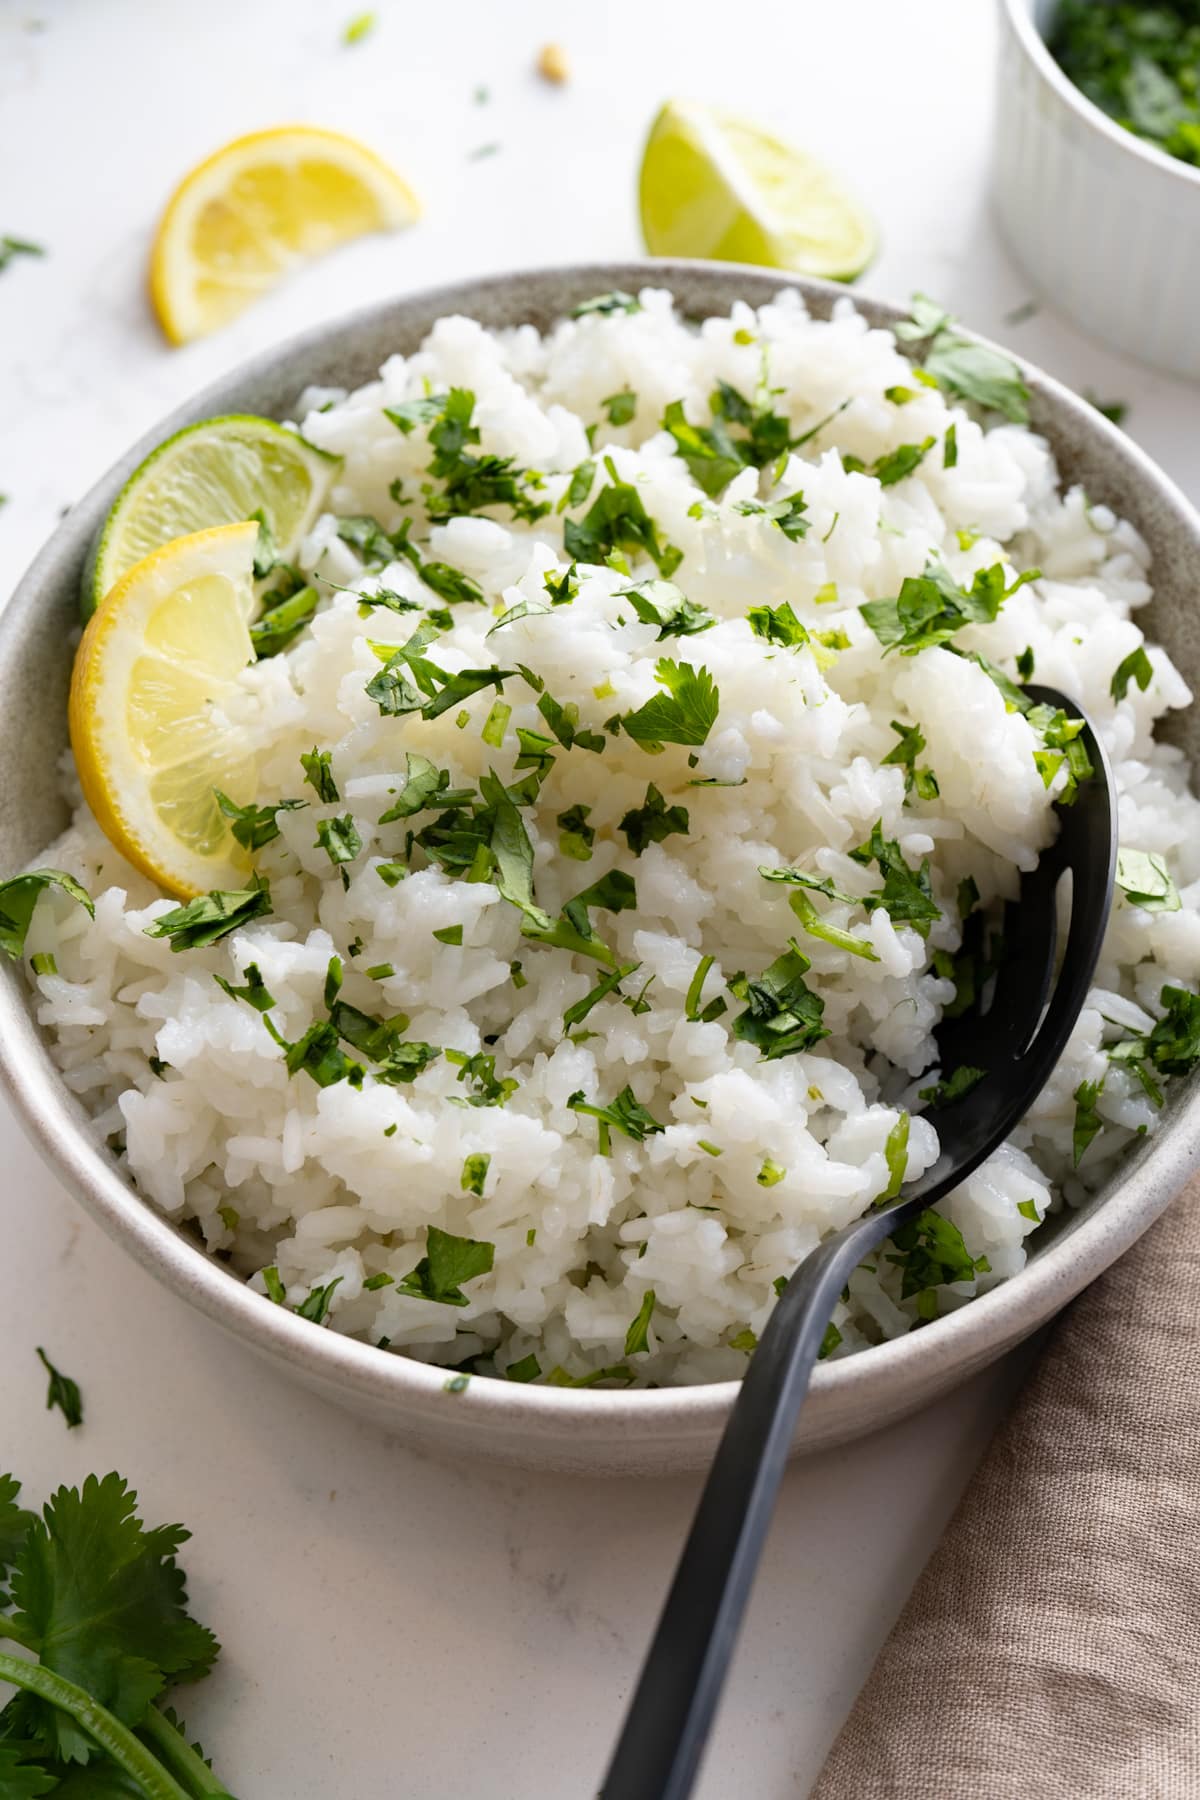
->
xmin=603 ymin=686 xmax=1116 ymax=1800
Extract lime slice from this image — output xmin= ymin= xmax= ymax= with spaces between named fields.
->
xmin=638 ymin=100 xmax=877 ymax=281
xmin=70 ymin=522 xmax=259 ymax=898
xmin=84 ymin=414 xmax=339 ymax=617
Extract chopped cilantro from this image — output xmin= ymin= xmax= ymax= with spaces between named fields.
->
xmin=730 ymin=941 xmax=828 ymax=1060
xmin=262 ymin=1265 xmax=287 ymax=1304
xmin=1116 ymin=848 xmax=1181 ymax=913
xmin=684 ymin=953 xmax=719 ymax=1022
xmin=871 ymin=436 xmax=937 ymax=486
xmin=884 ymin=385 xmax=915 ymax=405
xmin=896 ymin=294 xmax=1030 ymax=423
xmin=1016 ymin=645 xmax=1035 ymax=681
xmin=850 ymin=822 xmax=941 ymax=936
xmin=1085 ymin=392 xmax=1128 ymax=428
xmin=314 ymin=814 xmax=362 ymax=869
xmin=861 ymin=560 xmax=1038 ymax=656
xmin=506 ymin=1353 xmax=542 ymax=1382
xmin=886 ymin=1206 xmax=980 ymax=1300
xmin=958 ymin=876 xmax=980 ymax=918
xmin=363 ymin=1271 xmax=395 ymax=1290
xmin=734 ymin=492 xmax=810 ymax=540
xmin=880 ymin=1112 xmax=910 ymax=1201
xmin=296 ymin=1278 xmax=342 ymax=1323
xmin=481 ymin=698 xmax=511 ymax=747
xmin=602 ymin=390 xmax=638 ymax=426
xmin=432 ymin=924 xmax=464 ymax=945
xmin=214 ymin=790 xmax=307 ymax=852
xmin=617 ymin=659 xmax=719 ymax=749
xmin=0 ymin=235 xmax=45 ymax=274
xmin=0 ymin=869 xmax=93 ymax=961
xmin=624 ymin=1290 xmax=657 ymax=1355
xmin=757 ymin=1158 xmax=786 ymax=1187
xmin=1111 ymin=645 xmax=1153 ymax=701
xmin=396 ymin=1226 xmax=495 ymax=1306
xmin=568 ymin=1084 xmax=665 ymax=1147
xmin=662 ymin=399 xmax=745 ymax=495
xmin=1073 ymin=1078 xmax=1105 ymax=1165
xmin=1017 ymin=1198 xmax=1041 ymax=1223
xmin=620 ymin=783 xmax=690 ymax=855
xmin=784 ymin=888 xmax=880 ymax=961
xmin=729 ymin=1327 xmax=758 ymax=1353
xmin=747 ymin=599 xmax=809 ymax=649
xmin=564 ymin=460 xmax=681 ymax=577
xmin=461 ymin=1152 xmax=490 ymax=1196
xmin=300 ymin=747 xmax=339 ymax=802
xmin=918 ymin=1065 xmax=986 ymax=1106
xmin=819 ymin=1322 xmax=843 ymax=1359
xmin=557 ymin=802 xmax=596 ymax=861
xmin=213 ymin=962 xmax=276 ymax=1012
xmin=445 ymin=1049 xmax=518 ymax=1107
xmin=536 ymin=689 xmax=606 ymax=754
xmin=143 ymin=883 xmax=271 ymax=951
xmin=250 ymin=582 xmax=319 ymax=656
xmin=620 ymin=578 xmax=716 ymax=639
xmin=30 ymin=952 xmax=56 ymax=977
xmin=376 ymin=859 xmax=407 ymax=887
xmin=882 ymin=720 xmax=939 ymax=802
xmin=35 ymin=1347 xmax=82 ymax=1429
xmin=563 ymin=963 xmax=639 ymax=1032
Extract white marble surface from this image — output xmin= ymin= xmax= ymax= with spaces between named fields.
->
xmin=0 ymin=1 xmax=1196 ymax=1794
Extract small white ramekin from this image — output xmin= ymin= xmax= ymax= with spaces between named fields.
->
xmin=994 ymin=0 xmax=1200 ymax=379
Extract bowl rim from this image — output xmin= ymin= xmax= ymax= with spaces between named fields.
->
xmin=999 ymin=0 xmax=1200 ymax=190
xmin=4 ymin=256 xmax=1200 ymax=1447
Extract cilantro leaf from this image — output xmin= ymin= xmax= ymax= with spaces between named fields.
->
xmin=860 ymin=560 xmax=1037 ymax=655
xmin=619 ymin=784 xmax=690 ymax=855
xmin=379 ymin=753 xmax=466 ymax=823
xmin=564 ymin=461 xmax=681 ymax=577
xmin=568 ymin=1084 xmax=665 ymax=1144
xmin=314 ymin=814 xmax=362 ymax=868
xmin=281 ymin=1019 xmax=365 ymax=1089
xmin=10 ymin=1473 xmax=219 ymax=1761
xmin=747 ymin=600 xmax=809 ymax=649
xmin=618 ymin=659 xmax=720 ymax=749
xmin=1073 ymin=1077 xmax=1105 ymax=1165
xmin=478 ymin=769 xmax=552 ymax=929
xmin=624 ymin=1290 xmax=657 ymax=1355
xmin=850 ymin=823 xmax=941 ymax=936
xmin=733 ymin=493 xmax=809 ymax=540
xmin=536 ymin=690 xmax=606 ymax=754
xmin=461 ymin=1153 xmax=490 ymax=1196
xmin=557 ymin=802 xmax=595 ymax=861
xmin=880 ymin=1112 xmax=910 ymax=1201
xmin=0 ymin=1744 xmax=57 ymax=1797
xmin=35 ymin=1350 xmax=82 ymax=1430
xmin=886 ymin=1206 xmax=980 ymax=1300
xmin=661 ymin=399 xmax=745 ymax=496
xmin=0 ymin=1474 xmax=34 ymax=1586
xmin=918 ymin=1064 xmax=987 ymax=1106
xmin=1111 ymin=645 xmax=1153 ymax=701
xmin=602 ymin=389 xmax=637 ymax=426
xmin=214 ymin=963 xmax=276 ymax=1012
xmin=300 ymin=748 xmax=339 ymax=802
xmin=881 ymin=721 xmax=939 ymax=801
xmin=784 ymin=888 xmax=880 ymax=961
xmin=214 ymin=790 xmax=307 ymax=852
xmin=898 ymin=295 xmax=1030 ymax=423
xmin=1115 ymin=848 xmax=1181 ymax=913
xmin=730 ymin=941 xmax=828 ymax=1060
xmin=562 ymin=963 xmax=639 ymax=1032
xmin=619 ymin=579 xmax=716 ymax=639
xmin=249 ymin=583 xmax=319 ymax=657
xmin=0 ymin=871 xmax=93 ymax=962
xmin=1146 ymin=985 xmax=1200 ymax=1076
xmin=296 ymin=1277 xmax=342 ymax=1323
xmin=396 ymin=1226 xmax=495 ymax=1306
xmin=445 ymin=1048 xmax=518 ymax=1106
xmin=143 ymin=884 xmax=271 ymax=951
xmin=871 ymin=437 xmax=936 ymax=486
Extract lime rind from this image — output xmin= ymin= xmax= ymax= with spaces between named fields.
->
xmin=83 ymin=414 xmax=340 ymax=618
xmin=639 ymin=100 xmax=878 ymax=283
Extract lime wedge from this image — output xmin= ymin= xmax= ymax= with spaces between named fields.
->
xmin=638 ymin=100 xmax=877 ymax=282
xmin=83 ymin=414 xmax=339 ymax=617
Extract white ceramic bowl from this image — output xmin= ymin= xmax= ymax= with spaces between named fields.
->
xmin=995 ymin=0 xmax=1200 ymax=378
xmin=3 ymin=261 xmax=1200 ymax=1476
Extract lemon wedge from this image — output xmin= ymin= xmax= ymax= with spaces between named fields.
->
xmin=70 ymin=524 xmax=260 ymax=898
xmin=84 ymin=414 xmax=337 ymax=617
xmin=639 ymin=100 xmax=877 ymax=281
xmin=150 ymin=125 xmax=421 ymax=345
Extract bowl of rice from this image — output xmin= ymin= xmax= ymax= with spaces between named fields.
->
xmin=3 ymin=261 xmax=1200 ymax=1476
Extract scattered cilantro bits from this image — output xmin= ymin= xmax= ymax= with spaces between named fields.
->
xmin=35 ymin=1349 xmax=82 ymax=1430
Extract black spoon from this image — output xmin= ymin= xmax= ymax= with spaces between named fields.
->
xmin=601 ymin=685 xmax=1116 ymax=1800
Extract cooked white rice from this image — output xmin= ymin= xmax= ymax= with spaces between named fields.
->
xmin=24 ymin=288 xmax=1200 ymax=1386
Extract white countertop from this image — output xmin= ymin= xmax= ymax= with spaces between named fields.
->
xmin=1 ymin=1 xmax=1196 ymax=1794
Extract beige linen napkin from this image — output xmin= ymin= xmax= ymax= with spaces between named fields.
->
xmin=812 ymin=1173 xmax=1200 ymax=1799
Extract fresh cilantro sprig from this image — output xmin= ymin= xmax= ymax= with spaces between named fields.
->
xmin=860 ymin=560 xmax=1038 ymax=656
xmin=617 ymin=659 xmax=720 ymax=750
xmin=396 ymin=1226 xmax=495 ymax=1306
xmin=0 ymin=1470 xmax=233 ymax=1795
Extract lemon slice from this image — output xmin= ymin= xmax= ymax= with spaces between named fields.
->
xmin=70 ymin=523 xmax=259 ymax=899
xmin=84 ymin=414 xmax=337 ymax=617
xmin=639 ymin=100 xmax=877 ymax=281
xmin=150 ymin=125 xmax=421 ymax=345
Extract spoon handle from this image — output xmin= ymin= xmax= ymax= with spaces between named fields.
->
xmin=600 ymin=1202 xmax=904 ymax=1800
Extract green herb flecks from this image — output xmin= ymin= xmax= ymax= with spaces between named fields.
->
xmin=1111 ymin=644 xmax=1153 ymax=701
xmin=214 ymin=790 xmax=307 ymax=852
xmin=300 ymin=747 xmax=339 ymax=802
xmin=850 ymin=822 xmax=941 ymax=937
xmin=882 ymin=720 xmax=939 ymax=802
xmin=885 ymin=1206 xmax=984 ymax=1314
xmin=860 ymin=559 xmax=1038 ymax=656
xmin=1116 ymin=848 xmax=1181 ymax=913
xmin=730 ymin=941 xmax=828 ymax=1061
xmin=213 ymin=962 xmax=276 ymax=1012
xmin=619 ymin=578 xmax=716 ymax=639
xmin=568 ymin=1084 xmax=665 ymax=1151
xmin=617 ymin=659 xmax=720 ymax=749
xmin=747 ymin=599 xmax=809 ymax=649
xmin=624 ymin=1290 xmax=657 ymax=1355
xmin=143 ymin=882 xmax=271 ymax=951
xmin=1073 ymin=1077 xmax=1105 ymax=1165
xmin=918 ymin=1064 xmax=986 ymax=1107
xmin=896 ymin=294 xmax=1030 ymax=423
xmin=396 ymin=1226 xmax=495 ymax=1306
xmin=35 ymin=1349 xmax=82 ymax=1430
xmin=564 ymin=458 xmax=682 ymax=577
xmin=620 ymin=783 xmax=690 ymax=855
xmin=0 ymin=870 xmax=93 ymax=962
